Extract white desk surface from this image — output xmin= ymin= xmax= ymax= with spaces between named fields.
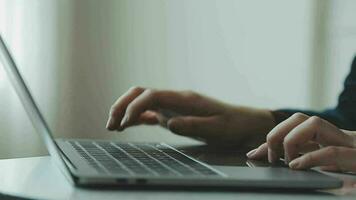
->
xmin=1 ymin=156 xmax=356 ymax=200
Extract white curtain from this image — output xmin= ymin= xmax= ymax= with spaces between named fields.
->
xmin=0 ymin=1 xmax=59 ymax=157
xmin=2 ymin=0 xmax=354 ymax=159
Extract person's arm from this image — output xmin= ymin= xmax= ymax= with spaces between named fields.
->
xmin=106 ymin=87 xmax=275 ymax=146
xmin=272 ymin=56 xmax=356 ymax=130
xmin=106 ymin=57 xmax=356 ymax=149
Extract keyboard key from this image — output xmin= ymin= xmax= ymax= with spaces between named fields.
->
xmin=98 ymin=142 xmax=153 ymax=175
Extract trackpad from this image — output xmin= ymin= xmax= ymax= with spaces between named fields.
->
xmin=214 ymin=165 xmax=342 ymax=188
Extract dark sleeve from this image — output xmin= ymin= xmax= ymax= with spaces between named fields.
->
xmin=272 ymin=56 xmax=356 ymax=130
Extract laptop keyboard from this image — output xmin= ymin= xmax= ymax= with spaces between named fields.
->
xmin=69 ymin=141 xmax=222 ymax=177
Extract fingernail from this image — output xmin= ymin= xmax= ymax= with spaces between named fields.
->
xmin=289 ymin=159 xmax=300 ymax=169
xmin=167 ymin=118 xmax=182 ymax=133
xmin=106 ymin=116 xmax=115 ymax=130
xmin=246 ymin=149 xmax=257 ymax=158
xmin=120 ymin=115 xmax=129 ymax=127
xmin=268 ymin=148 xmax=276 ymax=163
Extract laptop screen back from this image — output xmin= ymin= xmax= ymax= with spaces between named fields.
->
xmin=0 ymin=34 xmax=73 ymax=182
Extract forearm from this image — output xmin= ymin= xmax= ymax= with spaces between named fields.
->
xmin=272 ymin=57 xmax=356 ymax=130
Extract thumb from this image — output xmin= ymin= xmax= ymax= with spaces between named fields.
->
xmin=167 ymin=116 xmax=220 ymax=137
xmin=167 ymin=117 xmax=187 ymax=134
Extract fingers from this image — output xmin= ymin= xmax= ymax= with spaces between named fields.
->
xmin=107 ymin=87 xmax=189 ymax=131
xmin=135 ymin=111 xmax=160 ymax=125
xmin=114 ymin=89 xmax=219 ymax=130
xmin=298 ymin=141 xmax=320 ymax=154
xmin=247 ymin=112 xmax=356 ymax=172
xmin=107 ymin=87 xmax=227 ymax=132
xmin=246 ymin=143 xmax=268 ymax=160
xmin=117 ymin=111 xmax=165 ymax=129
xmin=106 ymin=87 xmax=145 ymax=130
xmin=167 ymin=116 xmax=224 ymax=139
xmin=266 ymin=113 xmax=309 ymax=163
xmin=247 ymin=141 xmax=319 ymax=160
xmin=289 ymin=146 xmax=356 ymax=172
xmin=283 ymin=116 xmax=353 ymax=163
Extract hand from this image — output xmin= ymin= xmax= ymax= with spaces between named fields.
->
xmin=106 ymin=87 xmax=275 ymax=145
xmin=247 ymin=113 xmax=356 ymax=172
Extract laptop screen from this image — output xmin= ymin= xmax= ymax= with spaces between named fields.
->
xmin=0 ymin=34 xmax=73 ymax=182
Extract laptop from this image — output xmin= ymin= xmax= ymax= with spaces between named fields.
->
xmin=0 ymin=34 xmax=342 ymax=190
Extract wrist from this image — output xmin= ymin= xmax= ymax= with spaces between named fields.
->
xmin=248 ymin=108 xmax=275 ymax=143
xmin=225 ymin=106 xmax=275 ymax=146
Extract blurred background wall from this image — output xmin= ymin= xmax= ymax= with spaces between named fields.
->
xmin=0 ymin=0 xmax=355 ymax=158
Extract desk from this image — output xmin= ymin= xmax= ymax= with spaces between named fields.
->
xmin=1 ymin=145 xmax=356 ymax=200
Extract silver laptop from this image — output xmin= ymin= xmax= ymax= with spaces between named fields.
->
xmin=0 ymin=34 xmax=342 ymax=189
